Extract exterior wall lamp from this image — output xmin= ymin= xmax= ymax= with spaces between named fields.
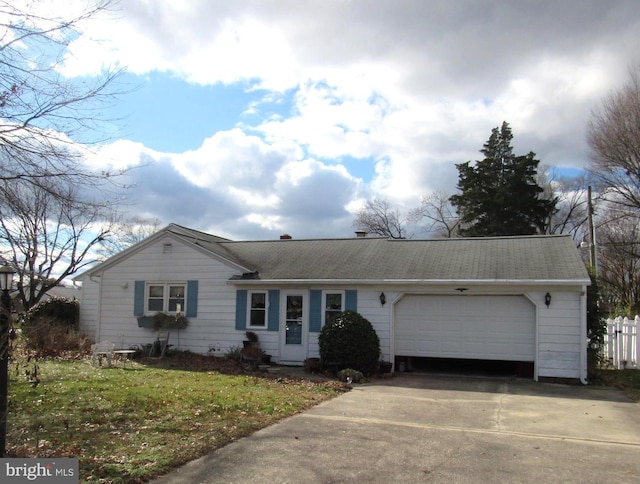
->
xmin=379 ymin=292 xmax=386 ymax=306
xmin=544 ymin=292 xmax=551 ymax=307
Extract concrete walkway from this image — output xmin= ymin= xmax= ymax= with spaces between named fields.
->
xmin=153 ymin=374 xmax=640 ymax=483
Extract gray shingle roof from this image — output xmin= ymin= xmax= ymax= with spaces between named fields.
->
xmin=80 ymin=224 xmax=590 ymax=284
xmin=201 ymin=233 xmax=589 ymax=283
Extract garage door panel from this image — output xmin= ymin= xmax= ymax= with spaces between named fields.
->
xmin=395 ymin=295 xmax=535 ymax=361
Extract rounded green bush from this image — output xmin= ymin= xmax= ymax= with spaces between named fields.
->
xmin=318 ymin=310 xmax=380 ymax=375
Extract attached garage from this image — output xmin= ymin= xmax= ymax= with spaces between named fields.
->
xmin=395 ymin=295 xmax=536 ymax=363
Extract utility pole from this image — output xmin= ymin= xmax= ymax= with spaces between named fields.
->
xmin=587 ymin=186 xmax=598 ymax=276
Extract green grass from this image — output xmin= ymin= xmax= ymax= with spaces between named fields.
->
xmin=8 ymin=354 xmax=345 ymax=483
xmin=590 ymin=368 xmax=640 ymax=403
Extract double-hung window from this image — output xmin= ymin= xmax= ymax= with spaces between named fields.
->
xmin=147 ymin=283 xmax=186 ymax=313
xmin=248 ymin=291 xmax=267 ymax=328
xmin=324 ymin=291 xmax=344 ymax=324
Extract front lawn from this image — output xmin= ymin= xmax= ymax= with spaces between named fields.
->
xmin=8 ymin=353 xmax=346 ymax=483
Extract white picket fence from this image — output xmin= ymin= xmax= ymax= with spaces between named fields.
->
xmin=604 ymin=316 xmax=640 ymax=369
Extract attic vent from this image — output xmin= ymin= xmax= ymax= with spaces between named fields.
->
xmin=163 ymin=243 xmax=172 ymax=253
xmin=280 ymin=234 xmax=292 ymax=240
xmin=355 ymin=230 xmax=367 ymax=238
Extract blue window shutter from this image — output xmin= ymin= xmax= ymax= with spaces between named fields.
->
xmin=235 ymin=290 xmax=247 ymax=330
xmin=186 ymin=280 xmax=198 ymax=317
xmin=134 ymin=281 xmax=145 ymax=316
xmin=309 ymin=289 xmax=322 ymax=332
xmin=267 ymin=290 xmax=280 ymax=331
xmin=345 ymin=290 xmax=358 ymax=311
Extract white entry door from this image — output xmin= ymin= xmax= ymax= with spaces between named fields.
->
xmin=280 ymin=291 xmax=308 ymax=364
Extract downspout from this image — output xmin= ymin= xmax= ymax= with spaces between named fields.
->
xmin=90 ymin=273 xmax=103 ymax=342
xmin=389 ymin=295 xmax=395 ymax=371
xmin=580 ymin=286 xmax=588 ymax=385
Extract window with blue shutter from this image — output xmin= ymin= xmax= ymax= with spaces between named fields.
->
xmin=237 ymin=289 xmax=280 ymax=331
xmin=345 ymin=290 xmax=358 ymax=311
xmin=309 ymin=290 xmax=358 ymax=332
xmin=135 ymin=281 xmax=198 ymax=316
xmin=309 ymin=290 xmax=322 ymax=332
xmin=235 ymin=290 xmax=248 ymax=330
xmin=268 ymin=290 xmax=280 ymax=331
xmin=134 ymin=281 xmax=145 ymax=316
xmin=186 ymin=280 xmax=198 ymax=317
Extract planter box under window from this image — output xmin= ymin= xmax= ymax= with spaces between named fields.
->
xmin=137 ymin=316 xmax=188 ymax=330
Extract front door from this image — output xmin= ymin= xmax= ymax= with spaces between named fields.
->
xmin=280 ymin=291 xmax=307 ymax=363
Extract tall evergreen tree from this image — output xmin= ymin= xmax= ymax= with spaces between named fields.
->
xmin=450 ymin=122 xmax=556 ymax=237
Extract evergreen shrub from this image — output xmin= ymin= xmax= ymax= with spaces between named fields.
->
xmin=318 ymin=310 xmax=380 ymax=375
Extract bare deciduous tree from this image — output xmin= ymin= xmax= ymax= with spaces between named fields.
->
xmin=596 ymin=209 xmax=640 ymax=315
xmin=0 ymin=0 xmax=125 ymax=203
xmin=410 ymin=191 xmax=459 ymax=238
xmin=353 ymin=198 xmax=411 ymax=239
xmin=538 ymin=167 xmax=593 ymax=240
xmin=0 ymin=179 xmax=117 ymax=310
xmin=588 ymin=66 xmax=640 ymax=211
xmin=98 ymin=216 xmax=164 ymax=258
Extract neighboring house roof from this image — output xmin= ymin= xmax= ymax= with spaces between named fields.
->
xmin=44 ymin=286 xmax=82 ymax=299
xmin=78 ymin=224 xmax=590 ymax=285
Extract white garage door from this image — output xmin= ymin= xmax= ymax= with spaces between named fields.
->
xmin=395 ymin=295 xmax=535 ymax=361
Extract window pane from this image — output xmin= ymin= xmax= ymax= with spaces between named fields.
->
xmin=148 ymin=285 xmax=165 ymax=312
xmin=168 ymin=298 xmax=185 ymax=312
xmin=168 ymin=285 xmax=185 ymax=312
xmin=324 ymin=293 xmax=342 ymax=324
xmin=148 ymin=299 xmax=163 ymax=311
xmin=286 ymin=295 xmax=303 ymax=320
xmin=251 ymin=293 xmax=266 ymax=308
xmin=325 ymin=293 xmax=342 ymax=310
xmin=250 ymin=310 xmax=266 ymax=326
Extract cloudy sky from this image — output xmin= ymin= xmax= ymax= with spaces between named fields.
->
xmin=58 ymin=0 xmax=639 ymax=240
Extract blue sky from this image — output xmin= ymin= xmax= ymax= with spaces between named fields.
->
xmin=46 ymin=0 xmax=640 ymax=240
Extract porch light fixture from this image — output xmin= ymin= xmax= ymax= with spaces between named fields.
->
xmin=379 ymin=292 xmax=386 ymax=306
xmin=0 ymin=264 xmax=16 ymax=456
xmin=0 ymin=265 xmax=14 ymax=292
xmin=544 ymin=292 xmax=551 ymax=307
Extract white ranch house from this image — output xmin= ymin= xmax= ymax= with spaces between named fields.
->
xmin=75 ymin=224 xmax=591 ymax=381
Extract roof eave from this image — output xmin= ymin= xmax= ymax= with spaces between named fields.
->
xmin=228 ymin=278 xmax=591 ymax=286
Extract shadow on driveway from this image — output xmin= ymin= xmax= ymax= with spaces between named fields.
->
xmin=383 ymin=371 xmax=634 ymax=402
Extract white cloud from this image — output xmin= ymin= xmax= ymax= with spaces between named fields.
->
xmin=90 ymin=129 xmax=361 ymax=239
xmin=39 ymin=0 xmax=640 ymax=239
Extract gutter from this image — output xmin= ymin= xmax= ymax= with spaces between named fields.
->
xmin=227 ymin=278 xmax=592 ymax=286
xmin=580 ymin=285 xmax=589 ymax=385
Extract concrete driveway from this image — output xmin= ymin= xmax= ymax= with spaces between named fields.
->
xmin=153 ymin=374 xmax=640 ymax=483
